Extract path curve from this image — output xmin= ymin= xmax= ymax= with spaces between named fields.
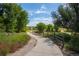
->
xmin=26 ymin=32 xmax=63 ymax=56
xmin=8 ymin=32 xmax=63 ymax=56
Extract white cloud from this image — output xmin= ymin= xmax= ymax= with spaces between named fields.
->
xmin=27 ymin=4 xmax=51 ymax=16
xmin=40 ymin=5 xmax=47 ymax=10
xmin=28 ymin=17 xmax=53 ymax=26
xmin=27 ymin=5 xmax=53 ymax=26
xmin=32 ymin=17 xmax=52 ymax=21
xmin=35 ymin=5 xmax=50 ymax=14
xmin=35 ymin=10 xmax=47 ymax=14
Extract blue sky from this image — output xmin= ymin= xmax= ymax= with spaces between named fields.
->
xmin=20 ymin=3 xmax=63 ymax=26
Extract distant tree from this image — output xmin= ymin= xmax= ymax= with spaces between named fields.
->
xmin=36 ymin=22 xmax=46 ymax=33
xmin=46 ymin=24 xmax=54 ymax=36
xmin=46 ymin=24 xmax=54 ymax=32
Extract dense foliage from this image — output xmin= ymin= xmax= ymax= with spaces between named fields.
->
xmin=52 ymin=4 xmax=79 ymax=33
xmin=0 ymin=4 xmax=28 ymax=33
xmin=69 ymin=34 xmax=79 ymax=51
xmin=51 ymin=3 xmax=79 ymax=52
xmin=0 ymin=3 xmax=29 ymax=55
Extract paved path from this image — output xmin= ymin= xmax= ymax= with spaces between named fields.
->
xmin=26 ymin=33 xmax=63 ymax=56
xmin=8 ymin=32 xmax=63 ymax=56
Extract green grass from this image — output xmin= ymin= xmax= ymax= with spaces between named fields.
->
xmin=0 ymin=32 xmax=30 ymax=56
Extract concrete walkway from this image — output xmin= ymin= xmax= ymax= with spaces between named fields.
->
xmin=8 ymin=32 xmax=63 ymax=56
xmin=26 ymin=33 xmax=63 ymax=56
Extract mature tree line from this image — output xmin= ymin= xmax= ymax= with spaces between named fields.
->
xmin=0 ymin=3 xmax=28 ymax=33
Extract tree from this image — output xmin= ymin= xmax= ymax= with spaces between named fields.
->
xmin=46 ymin=24 xmax=54 ymax=32
xmin=1 ymin=4 xmax=17 ymax=32
xmin=46 ymin=24 xmax=54 ymax=36
xmin=55 ymin=4 xmax=79 ymax=33
xmin=58 ymin=5 xmax=74 ymax=29
xmin=69 ymin=3 xmax=79 ymax=32
xmin=0 ymin=3 xmax=29 ymax=33
xmin=36 ymin=22 xmax=46 ymax=33
xmin=16 ymin=10 xmax=28 ymax=32
xmin=51 ymin=11 xmax=62 ymax=32
xmin=51 ymin=3 xmax=79 ymax=51
xmin=51 ymin=4 xmax=75 ymax=32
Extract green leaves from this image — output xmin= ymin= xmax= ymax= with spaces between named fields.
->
xmin=36 ymin=22 xmax=46 ymax=33
xmin=52 ymin=4 xmax=79 ymax=32
xmin=46 ymin=24 xmax=54 ymax=32
xmin=0 ymin=4 xmax=28 ymax=33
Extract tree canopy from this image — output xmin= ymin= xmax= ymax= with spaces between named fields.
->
xmin=51 ymin=3 xmax=79 ymax=32
xmin=0 ymin=3 xmax=28 ymax=33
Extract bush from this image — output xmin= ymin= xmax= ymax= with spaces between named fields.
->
xmin=63 ymin=33 xmax=71 ymax=43
xmin=55 ymin=32 xmax=71 ymax=43
xmin=0 ymin=32 xmax=30 ymax=55
xmin=69 ymin=34 xmax=79 ymax=51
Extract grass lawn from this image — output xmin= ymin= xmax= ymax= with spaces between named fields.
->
xmin=0 ymin=32 xmax=30 ymax=56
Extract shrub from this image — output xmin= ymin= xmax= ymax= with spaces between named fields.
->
xmin=69 ymin=34 xmax=79 ymax=51
xmin=0 ymin=32 xmax=30 ymax=55
xmin=63 ymin=33 xmax=71 ymax=43
xmin=55 ymin=32 xmax=71 ymax=43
